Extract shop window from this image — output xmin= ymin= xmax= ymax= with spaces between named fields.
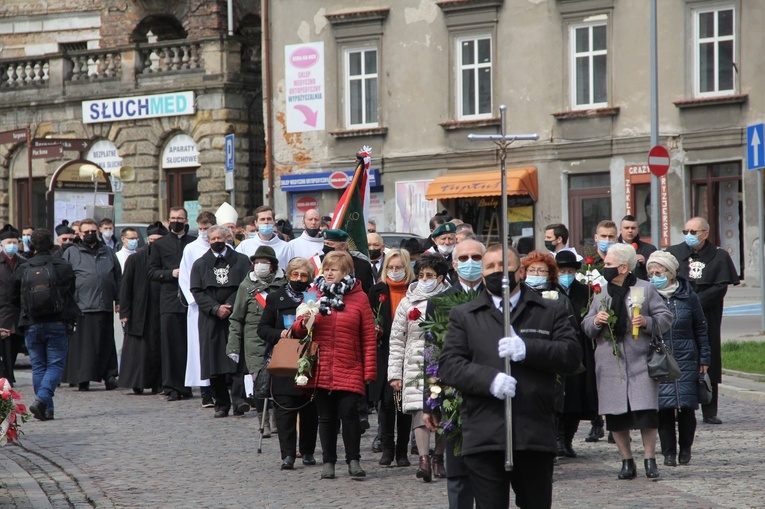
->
xmin=567 ymin=173 xmax=611 ymax=252
xmin=15 ymin=178 xmax=47 ymax=228
xmin=457 ymin=34 xmax=493 ymax=119
xmin=570 ymin=22 xmax=608 ymax=109
xmin=345 ymin=47 xmax=379 ymax=128
xmin=694 ymin=5 xmax=736 ymax=97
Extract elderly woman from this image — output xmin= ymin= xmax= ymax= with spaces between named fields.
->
xmin=583 ymin=243 xmax=672 ymax=480
xmin=257 ymin=257 xmax=319 ymax=470
xmin=388 ymin=254 xmax=451 ymax=483
xmin=292 ymin=251 xmax=376 ymax=480
xmin=521 ymin=250 xmax=559 ymax=292
xmin=646 ymin=251 xmax=711 ymax=467
xmin=368 ymin=249 xmax=415 ymax=467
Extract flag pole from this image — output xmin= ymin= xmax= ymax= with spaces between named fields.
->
xmin=467 ymin=104 xmax=538 ymax=471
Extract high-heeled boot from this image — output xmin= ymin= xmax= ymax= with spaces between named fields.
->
xmin=431 ymin=454 xmax=446 ymax=478
xmin=644 ymin=458 xmax=660 ymax=479
xmin=617 ymin=458 xmax=637 ymax=480
xmin=416 ymin=455 xmax=432 ymax=482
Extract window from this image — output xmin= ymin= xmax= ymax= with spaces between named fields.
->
xmin=694 ymin=6 xmax=735 ymax=97
xmin=345 ymin=48 xmax=378 ymax=128
xmin=570 ymin=23 xmax=607 ymax=109
xmin=457 ymin=35 xmax=492 ymax=119
xmin=166 ymin=169 xmax=199 ymax=209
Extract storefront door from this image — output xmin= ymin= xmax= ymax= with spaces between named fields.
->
xmin=568 ymin=173 xmax=611 ymax=254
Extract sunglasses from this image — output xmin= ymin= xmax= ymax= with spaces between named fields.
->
xmin=457 ymin=254 xmax=483 ymax=262
xmin=682 ymin=229 xmax=707 ymax=235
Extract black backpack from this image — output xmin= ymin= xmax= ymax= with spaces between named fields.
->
xmin=21 ymin=261 xmax=65 ymax=319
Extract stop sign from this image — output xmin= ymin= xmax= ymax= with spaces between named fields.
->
xmin=648 ymin=145 xmax=670 ymax=177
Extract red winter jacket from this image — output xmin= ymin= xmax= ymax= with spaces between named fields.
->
xmin=294 ymin=281 xmax=377 ymax=396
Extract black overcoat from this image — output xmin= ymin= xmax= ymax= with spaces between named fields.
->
xmin=148 ymin=232 xmax=196 ymax=314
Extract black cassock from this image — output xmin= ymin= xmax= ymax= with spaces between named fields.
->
xmin=666 ymin=240 xmax=739 ymax=385
xmin=190 ymin=249 xmax=250 ymax=379
xmin=118 ymin=245 xmax=162 ymax=390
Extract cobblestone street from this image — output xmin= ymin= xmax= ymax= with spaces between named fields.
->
xmin=2 ymin=367 xmax=764 ymax=508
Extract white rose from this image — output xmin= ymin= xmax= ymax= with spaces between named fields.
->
xmin=295 ymin=375 xmax=309 ymax=386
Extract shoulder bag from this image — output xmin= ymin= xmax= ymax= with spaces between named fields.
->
xmin=647 ymin=331 xmax=682 ymax=382
xmin=266 ymin=337 xmax=319 ymax=377
xmin=698 ymin=372 xmax=713 ymax=404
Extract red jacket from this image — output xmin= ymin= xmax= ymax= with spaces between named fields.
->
xmin=294 ymin=281 xmax=377 ymax=395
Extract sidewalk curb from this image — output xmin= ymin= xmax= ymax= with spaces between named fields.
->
xmin=722 ymin=368 xmax=765 ymax=382
xmin=719 ymin=382 xmax=765 ymax=403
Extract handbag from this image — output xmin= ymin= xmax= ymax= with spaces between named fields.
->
xmin=698 ymin=372 xmax=713 ymax=404
xmin=253 ymin=364 xmax=272 ymax=400
xmin=647 ymin=333 xmax=681 ymax=382
xmin=266 ymin=337 xmax=319 ymax=377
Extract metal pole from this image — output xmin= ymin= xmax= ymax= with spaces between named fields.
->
xmin=758 ymin=168 xmax=765 ymax=333
xmin=26 ymin=127 xmax=33 ymax=226
xmin=649 ymin=0 xmax=660 ymax=247
xmin=467 ymin=106 xmax=538 ymax=472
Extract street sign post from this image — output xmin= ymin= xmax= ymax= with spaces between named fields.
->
xmin=224 ymin=134 xmax=235 ymax=201
xmin=647 ymin=145 xmax=670 ymax=176
xmin=747 ymin=124 xmax=764 ymax=171
xmin=0 ymin=129 xmax=27 ymax=145
xmin=31 ymin=145 xmax=64 ymax=159
xmin=32 ymin=138 xmax=92 ymax=152
xmin=747 ymin=123 xmax=765 ymax=332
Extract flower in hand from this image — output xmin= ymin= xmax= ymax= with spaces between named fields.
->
xmin=408 ymin=307 xmax=422 ymax=321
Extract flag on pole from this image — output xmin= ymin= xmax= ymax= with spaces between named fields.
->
xmin=330 ymin=146 xmax=371 ymax=256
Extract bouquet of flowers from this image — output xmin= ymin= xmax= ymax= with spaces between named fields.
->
xmin=293 ymin=300 xmax=320 ymax=386
xmin=0 ymin=378 xmax=29 ymax=447
xmin=577 ymin=250 xmax=606 ymax=317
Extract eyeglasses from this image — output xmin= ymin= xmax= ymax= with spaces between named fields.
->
xmin=525 ymin=268 xmax=549 ymax=275
xmin=648 ymin=270 xmax=666 ymax=277
xmin=682 ymin=229 xmax=707 ymax=235
xmin=386 ymin=265 xmax=404 ymax=272
xmin=81 ymin=229 xmax=98 ymax=235
xmin=457 ymin=254 xmax=483 ymax=262
xmin=290 ymin=272 xmax=310 ymax=281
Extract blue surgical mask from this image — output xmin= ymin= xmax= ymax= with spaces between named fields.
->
xmin=258 ymin=224 xmax=275 ymax=236
xmin=650 ymin=275 xmax=668 ymax=290
xmin=22 ymin=235 xmax=30 ymax=247
xmin=126 ymin=239 xmax=139 ymax=250
xmin=684 ymin=233 xmax=700 ymax=248
xmin=411 ymin=261 xmax=416 ymax=268
xmin=525 ymin=275 xmax=548 ymax=288
xmin=456 ymin=259 xmax=483 ymax=282
xmin=558 ymin=274 xmax=575 ymax=289
xmin=248 ymin=232 xmax=258 ymax=239
xmin=3 ymin=243 xmax=19 ymax=256
xmin=597 ymin=240 xmax=614 ymax=254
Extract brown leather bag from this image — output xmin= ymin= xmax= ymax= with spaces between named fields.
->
xmin=266 ymin=337 xmax=319 ymax=377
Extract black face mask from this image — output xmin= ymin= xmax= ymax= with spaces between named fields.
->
xmin=305 ymin=227 xmax=320 ymax=238
xmin=235 ymin=233 xmax=245 ymax=242
xmin=210 ymin=241 xmax=226 ymax=253
xmin=289 ymin=280 xmax=311 ymax=293
xmin=544 ymin=240 xmax=556 ymax=252
xmin=322 ymin=245 xmax=335 ymax=256
xmin=484 ymin=271 xmax=517 ymax=296
xmin=602 ymin=266 xmax=620 ymax=282
xmin=368 ymin=249 xmax=382 ymax=261
xmin=83 ymin=232 xmax=98 ymax=246
xmin=169 ymin=221 xmax=185 ymax=233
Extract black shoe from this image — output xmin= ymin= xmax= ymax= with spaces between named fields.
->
xmin=236 ymin=402 xmax=251 ymax=414
xmin=302 ymin=454 xmax=316 ymax=466
xmin=78 ymin=382 xmax=90 ymax=392
xmin=664 ymin=454 xmax=677 ymax=466
xmin=201 ymin=396 xmax=215 ymax=408
xmin=29 ymin=400 xmax=48 ymax=421
xmin=585 ymin=425 xmax=604 ymax=442
xmin=678 ymin=449 xmax=692 ymax=465
xmin=563 ymin=442 xmax=577 ymax=458
xmin=379 ymin=450 xmax=394 ymax=466
xmin=396 ymin=455 xmax=411 ymax=467
xmin=617 ymin=458 xmax=637 ymax=480
xmin=105 ymin=377 xmax=118 ymax=391
xmin=645 ymin=458 xmax=660 ymax=479
xmin=556 ymin=436 xmax=567 ymax=457
xmin=132 ymin=388 xmax=144 ymax=395
xmin=703 ymin=416 xmax=722 ymax=425
xmin=45 ymin=412 xmax=54 ymax=420
xmin=371 ymin=435 xmax=382 ymax=453
xmin=281 ymin=456 xmax=295 ymax=470
xmin=214 ymin=409 xmax=229 ymax=418
xmin=360 ymin=417 xmax=370 ymax=435
xmin=166 ymin=390 xmax=179 ymax=402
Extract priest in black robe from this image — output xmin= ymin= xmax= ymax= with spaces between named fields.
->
xmin=118 ymin=222 xmax=168 ymax=394
xmin=666 ymin=216 xmax=740 ymax=424
xmin=190 ymin=225 xmax=250 ymax=418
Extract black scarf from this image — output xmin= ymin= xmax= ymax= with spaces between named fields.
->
xmin=316 ymin=274 xmax=356 ymax=315
xmin=607 ymin=272 xmax=637 ymax=338
xmin=284 ymin=281 xmax=303 ymax=304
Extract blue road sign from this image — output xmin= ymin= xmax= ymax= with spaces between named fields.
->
xmin=225 ymin=134 xmax=235 ymax=173
xmin=747 ymin=124 xmax=764 ymax=170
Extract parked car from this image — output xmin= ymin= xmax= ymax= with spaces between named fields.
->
xmin=379 ymin=231 xmax=423 ymax=249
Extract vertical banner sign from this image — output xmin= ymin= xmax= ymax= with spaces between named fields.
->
xmin=224 ymin=134 xmax=235 ymax=192
xmin=285 ymin=42 xmax=325 ymax=133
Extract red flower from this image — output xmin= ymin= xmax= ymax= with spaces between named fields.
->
xmin=592 ymin=283 xmax=602 ymax=293
xmin=408 ymin=308 xmax=422 ymax=321
xmin=631 ymin=242 xmax=639 ymax=250
xmin=15 ymin=403 xmax=26 ymax=414
xmin=379 ymin=294 xmax=387 ymax=303
xmin=584 ymin=256 xmax=595 ymax=265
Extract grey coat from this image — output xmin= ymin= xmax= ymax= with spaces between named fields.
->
xmin=62 ymin=243 xmax=122 ymax=313
xmin=583 ymin=278 xmax=672 ymax=416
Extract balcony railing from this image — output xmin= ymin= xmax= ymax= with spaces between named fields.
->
xmin=138 ymin=41 xmax=204 ymax=74
xmin=66 ymin=50 xmax=122 ymax=82
xmin=0 ymin=58 xmax=50 ymax=88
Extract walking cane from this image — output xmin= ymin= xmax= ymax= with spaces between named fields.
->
xmin=257 ymin=397 xmax=269 ymax=454
xmin=468 ymin=105 xmax=538 ymax=471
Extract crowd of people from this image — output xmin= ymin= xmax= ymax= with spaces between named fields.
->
xmin=0 ymin=205 xmax=740 ymax=508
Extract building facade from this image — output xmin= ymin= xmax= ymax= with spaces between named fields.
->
xmin=0 ymin=0 xmax=265 ymax=228
xmin=266 ymin=0 xmax=763 ymax=283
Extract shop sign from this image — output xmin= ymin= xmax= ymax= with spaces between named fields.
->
xmin=280 ymin=169 xmax=380 ymax=192
xmin=285 ymin=42 xmax=325 ymax=133
xmin=162 ymin=134 xmax=200 ymax=169
xmin=295 ymin=196 xmax=319 ymax=212
xmin=87 ymin=140 xmax=124 ymax=193
xmin=624 ymin=164 xmax=670 ymax=247
xmin=82 ymin=91 xmax=195 ymax=124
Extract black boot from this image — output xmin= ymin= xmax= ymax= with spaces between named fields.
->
xmin=645 ymin=458 xmax=660 ymax=479
xmin=379 ymin=448 xmax=394 ymax=466
xmin=556 ymin=434 xmax=567 ymax=457
xmin=617 ymin=458 xmax=637 ymax=480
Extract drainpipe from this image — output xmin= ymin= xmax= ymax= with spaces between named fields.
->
xmin=227 ymin=0 xmax=234 ymax=36
xmin=263 ymin=0 xmax=275 ymax=209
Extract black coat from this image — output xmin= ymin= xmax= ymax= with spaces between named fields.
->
xmin=367 ymin=281 xmax=393 ymax=402
xmin=13 ymin=252 xmax=80 ymax=328
xmin=191 ymin=249 xmax=250 ymax=378
xmin=658 ymin=278 xmax=711 ymax=410
xmin=0 ymin=253 xmax=25 ymax=334
xmin=148 ymin=232 xmax=196 ymax=314
xmin=439 ymin=287 xmax=581 ymax=456
xmin=561 ymin=279 xmax=598 ymax=418
xmin=619 ymin=236 xmax=657 ymax=281
xmin=666 ymin=240 xmax=739 ymax=384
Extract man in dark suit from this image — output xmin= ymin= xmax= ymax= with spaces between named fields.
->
xmin=618 ymin=215 xmax=656 ymax=281
xmin=367 ymin=232 xmax=386 ymax=283
xmin=148 ymin=206 xmax=197 ymax=402
xmin=439 ymin=244 xmax=582 ymax=509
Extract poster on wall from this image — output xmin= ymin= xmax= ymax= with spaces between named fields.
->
xmin=291 ymin=193 xmax=320 ymax=226
xmin=395 ymin=180 xmax=438 ymax=237
xmin=285 ymin=41 xmax=325 ymax=133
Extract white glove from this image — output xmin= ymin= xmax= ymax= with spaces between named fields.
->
xmin=489 ymin=373 xmax=517 ymax=400
xmin=228 ymin=353 xmax=240 ymax=364
xmin=498 ymin=327 xmax=526 ymax=362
